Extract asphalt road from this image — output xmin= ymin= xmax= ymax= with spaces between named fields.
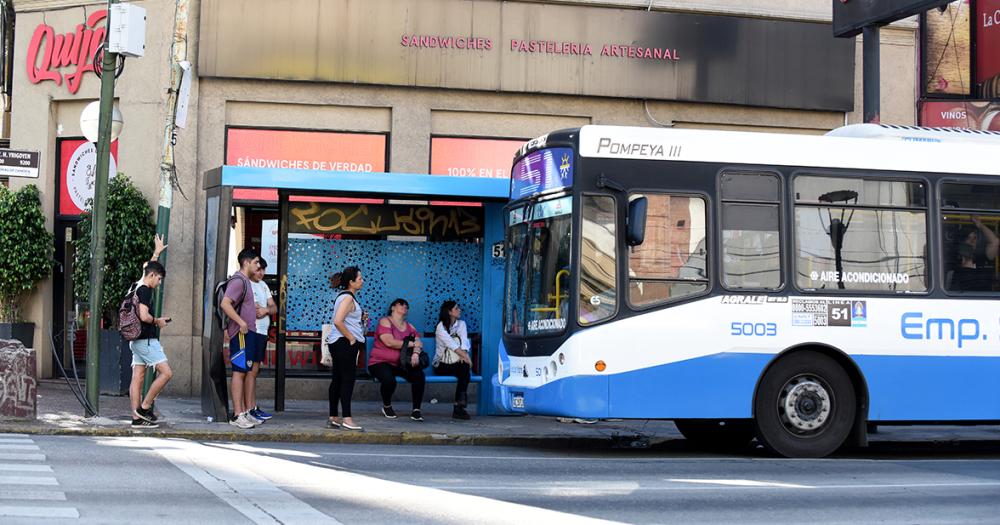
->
xmin=2 ymin=434 xmax=999 ymax=524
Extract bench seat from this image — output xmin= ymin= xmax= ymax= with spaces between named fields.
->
xmin=361 ymin=336 xmax=482 ymax=384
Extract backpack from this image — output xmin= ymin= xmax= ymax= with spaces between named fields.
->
xmin=213 ymin=275 xmax=248 ymax=333
xmin=119 ymin=283 xmax=143 ymax=341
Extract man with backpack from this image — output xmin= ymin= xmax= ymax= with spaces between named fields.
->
xmin=219 ymin=248 xmax=262 ymax=429
xmin=128 ymin=237 xmax=172 ymax=429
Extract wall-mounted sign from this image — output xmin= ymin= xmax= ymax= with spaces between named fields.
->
xmin=26 ymin=10 xmax=106 ymax=95
xmin=922 ymin=2 xmax=971 ymax=96
xmin=288 ymin=202 xmax=483 ymax=239
xmin=430 ymin=137 xmax=524 ymax=179
xmin=978 ymin=0 xmax=1000 ymax=96
xmin=59 ymin=139 xmax=119 ymax=216
xmin=200 ymin=0 xmax=854 ymax=111
xmin=511 ymin=147 xmax=573 ymax=200
xmin=919 ymin=100 xmax=1000 ymax=131
xmin=0 ymin=149 xmax=40 ymax=179
xmin=225 ymin=128 xmax=387 ymax=201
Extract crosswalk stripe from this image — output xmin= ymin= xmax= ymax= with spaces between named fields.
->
xmin=0 ymin=434 xmax=29 ymax=439
xmin=0 ymin=454 xmax=44 ymax=461
xmin=0 ymin=464 xmax=52 ymax=473
xmin=0 ymin=488 xmax=66 ymax=501
xmin=0 ymin=445 xmax=40 ymax=451
xmin=0 ymin=505 xmax=79 ymax=518
xmin=0 ymin=476 xmax=58 ymax=486
xmin=0 ymin=439 xmax=34 ymax=445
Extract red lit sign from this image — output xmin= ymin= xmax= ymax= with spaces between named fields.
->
xmin=26 ymin=10 xmax=107 ymax=94
xmin=58 ymin=138 xmax=119 ymax=216
xmin=977 ymin=0 xmax=1000 ymax=87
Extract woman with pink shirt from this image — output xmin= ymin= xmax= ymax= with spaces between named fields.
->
xmin=368 ymin=298 xmax=427 ymax=421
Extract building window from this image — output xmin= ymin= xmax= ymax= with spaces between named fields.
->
xmin=628 ymin=193 xmax=708 ymax=307
xmin=721 ymin=172 xmax=781 ymax=290
xmin=794 ymin=176 xmax=928 ymax=293
xmin=941 ymin=182 xmax=1000 ymax=293
xmin=579 ymin=194 xmax=617 ymax=325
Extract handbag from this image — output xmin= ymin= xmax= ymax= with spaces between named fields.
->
xmin=320 ymin=324 xmax=333 ymax=367
xmin=398 ymin=336 xmax=429 ymax=370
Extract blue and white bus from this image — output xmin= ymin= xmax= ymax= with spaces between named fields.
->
xmin=494 ymin=124 xmax=1000 ymax=457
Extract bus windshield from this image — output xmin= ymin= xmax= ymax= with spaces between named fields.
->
xmin=504 ymin=196 xmax=572 ymax=336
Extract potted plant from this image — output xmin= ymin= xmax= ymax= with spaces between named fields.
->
xmin=0 ymin=184 xmax=54 ymax=348
xmin=74 ymin=175 xmax=155 ymax=394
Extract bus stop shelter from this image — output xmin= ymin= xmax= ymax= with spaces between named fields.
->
xmin=201 ymin=166 xmax=510 ymax=420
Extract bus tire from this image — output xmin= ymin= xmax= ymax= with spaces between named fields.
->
xmin=674 ymin=419 xmax=754 ymax=451
xmin=754 ymin=350 xmax=856 ymax=458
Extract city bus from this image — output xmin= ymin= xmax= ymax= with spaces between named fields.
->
xmin=494 ymin=124 xmax=1000 ymax=457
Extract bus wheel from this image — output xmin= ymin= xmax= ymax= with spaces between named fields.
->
xmin=674 ymin=419 xmax=754 ymax=451
xmin=754 ymin=351 xmax=856 ymax=458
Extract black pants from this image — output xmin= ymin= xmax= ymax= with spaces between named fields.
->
xmin=433 ymin=361 xmax=471 ymax=403
xmin=368 ymin=362 xmax=425 ymax=410
xmin=328 ymin=339 xmax=361 ymax=418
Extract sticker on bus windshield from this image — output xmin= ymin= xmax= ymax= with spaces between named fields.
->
xmin=511 ymin=147 xmax=574 ymax=199
xmin=792 ymin=299 xmax=867 ymax=327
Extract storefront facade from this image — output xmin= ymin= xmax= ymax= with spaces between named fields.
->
xmin=10 ymin=0 xmax=920 ymax=401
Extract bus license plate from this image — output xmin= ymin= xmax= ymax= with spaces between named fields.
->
xmin=512 ymin=394 xmax=524 ymax=409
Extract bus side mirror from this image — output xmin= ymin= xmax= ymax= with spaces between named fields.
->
xmin=627 ymin=196 xmax=648 ymax=246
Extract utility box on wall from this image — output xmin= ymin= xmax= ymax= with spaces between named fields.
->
xmin=109 ymin=3 xmax=146 ymax=57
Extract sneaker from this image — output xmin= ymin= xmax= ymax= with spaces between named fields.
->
xmin=251 ymin=407 xmax=273 ymax=421
xmin=245 ymin=411 xmax=264 ymax=425
xmin=381 ymin=405 xmax=397 ymax=419
xmin=326 ymin=419 xmax=341 ymax=429
xmin=135 ymin=406 xmax=158 ymax=423
xmin=410 ymin=409 xmax=424 ymax=422
xmin=229 ymin=413 xmax=255 ymax=429
xmin=452 ymin=406 xmax=471 ymax=420
xmin=131 ymin=418 xmax=159 ymax=429
xmin=341 ymin=421 xmax=364 ymax=431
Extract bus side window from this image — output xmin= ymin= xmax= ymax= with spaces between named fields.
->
xmin=579 ymin=195 xmax=617 ymax=325
xmin=720 ymin=172 xmax=782 ymax=290
xmin=627 ymin=193 xmax=709 ymax=308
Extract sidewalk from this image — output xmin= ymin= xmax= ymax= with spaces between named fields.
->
xmin=3 ymin=379 xmax=999 ymax=452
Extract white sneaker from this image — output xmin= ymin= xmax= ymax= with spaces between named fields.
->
xmin=245 ymin=411 xmax=264 ymax=425
xmin=229 ymin=413 xmax=255 ymax=429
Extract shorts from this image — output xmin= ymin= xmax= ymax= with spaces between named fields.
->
xmin=130 ymin=339 xmax=168 ymax=367
xmin=229 ymin=331 xmax=263 ymax=374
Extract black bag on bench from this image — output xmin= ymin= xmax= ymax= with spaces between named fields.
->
xmin=399 ymin=335 xmax=429 ymax=371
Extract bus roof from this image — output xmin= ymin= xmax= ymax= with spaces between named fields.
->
xmin=576 ymin=125 xmax=1000 ymax=177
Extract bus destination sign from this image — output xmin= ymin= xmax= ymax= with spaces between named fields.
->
xmin=510 ymin=147 xmax=574 ymax=199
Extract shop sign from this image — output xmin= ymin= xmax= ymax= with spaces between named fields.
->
xmin=919 ymin=100 xmax=1000 ymax=131
xmin=977 ymin=0 xmax=1000 ymax=91
xmin=59 ymin=139 xmax=119 ymax=216
xmin=430 ymin=137 xmax=524 ymax=179
xmin=26 ymin=10 xmax=107 ymax=95
xmin=225 ymin=128 xmax=387 ymax=201
xmin=288 ymin=201 xmax=483 ymax=239
xmin=200 ymin=0 xmax=854 ymax=111
xmin=0 ymin=149 xmax=40 ymax=179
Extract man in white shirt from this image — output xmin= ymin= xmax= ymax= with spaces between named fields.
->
xmin=246 ymin=257 xmax=277 ymax=422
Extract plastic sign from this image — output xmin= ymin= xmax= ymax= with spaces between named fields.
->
xmin=0 ymin=149 xmax=40 ymax=179
xmin=26 ymin=10 xmax=107 ymax=94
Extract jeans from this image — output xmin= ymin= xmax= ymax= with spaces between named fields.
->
xmin=433 ymin=361 xmax=471 ymax=404
xmin=368 ymin=362 xmax=425 ymax=410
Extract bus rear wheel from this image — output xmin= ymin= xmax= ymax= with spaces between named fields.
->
xmin=754 ymin=351 xmax=856 ymax=458
xmin=674 ymin=419 xmax=755 ymax=451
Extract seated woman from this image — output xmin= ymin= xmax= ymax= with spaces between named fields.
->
xmin=368 ymin=298 xmax=427 ymax=421
xmin=433 ymin=300 xmax=473 ymax=420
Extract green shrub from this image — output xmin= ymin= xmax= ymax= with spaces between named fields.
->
xmin=74 ymin=175 xmax=155 ymax=328
xmin=0 ymin=184 xmax=54 ymax=323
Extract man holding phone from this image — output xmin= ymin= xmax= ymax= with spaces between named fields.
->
xmin=130 ymin=235 xmax=174 ymax=428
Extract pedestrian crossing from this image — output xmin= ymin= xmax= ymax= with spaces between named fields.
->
xmin=0 ymin=433 xmax=79 ymax=520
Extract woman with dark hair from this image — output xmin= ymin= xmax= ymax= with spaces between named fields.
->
xmin=326 ymin=266 xmax=366 ymax=431
xmin=433 ymin=300 xmax=473 ymax=419
xmin=368 ymin=298 xmax=426 ymax=421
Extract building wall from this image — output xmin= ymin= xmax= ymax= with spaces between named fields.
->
xmin=11 ymin=0 xmax=918 ymax=397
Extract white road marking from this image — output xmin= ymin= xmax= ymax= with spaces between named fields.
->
xmin=669 ymin=479 xmax=814 ymax=489
xmin=135 ymin=437 xmax=621 ymax=525
xmin=0 ymin=445 xmax=40 ymax=451
xmin=0 ymin=488 xmax=67 ymax=501
xmin=0 ymin=454 xmax=44 ymax=461
xmin=0 ymin=476 xmax=58 ymax=486
xmin=0 ymin=505 xmax=79 ymax=518
xmin=0 ymin=434 xmax=29 ymax=438
xmin=0 ymin=464 xmax=52 ymax=473
xmin=0 ymin=439 xmax=35 ymax=445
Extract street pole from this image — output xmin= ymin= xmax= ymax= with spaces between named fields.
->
xmin=862 ymin=25 xmax=880 ymax=124
xmin=145 ymin=0 xmax=189 ymax=395
xmin=85 ymin=0 xmax=119 ymax=416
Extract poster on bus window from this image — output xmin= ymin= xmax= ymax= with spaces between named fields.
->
xmin=58 ymin=139 xmax=119 ymax=216
xmin=919 ymin=100 xmax=1000 ymax=131
xmin=978 ymin=0 xmax=1000 ymax=97
xmin=923 ymin=1 xmax=971 ymax=96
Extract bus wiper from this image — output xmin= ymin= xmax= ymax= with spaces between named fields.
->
xmin=597 ymin=174 xmax=626 ymax=193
